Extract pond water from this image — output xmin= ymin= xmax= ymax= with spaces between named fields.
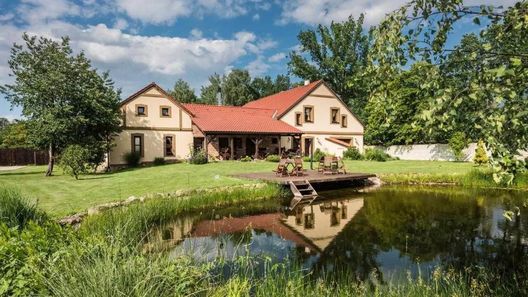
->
xmin=145 ymin=186 xmax=528 ymax=281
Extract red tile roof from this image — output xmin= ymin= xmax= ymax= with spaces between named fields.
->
xmin=183 ymin=103 xmax=302 ymax=135
xmin=243 ymin=80 xmax=323 ymax=117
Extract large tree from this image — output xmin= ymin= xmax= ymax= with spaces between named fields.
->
xmin=0 ymin=34 xmax=122 ymax=176
xmin=0 ymin=120 xmax=29 ymax=148
xmin=288 ymin=15 xmax=371 ymax=120
xmin=369 ymin=0 xmax=528 ymax=184
xmin=199 ymin=71 xmax=293 ymax=105
xmin=169 ymin=79 xmax=198 ymax=103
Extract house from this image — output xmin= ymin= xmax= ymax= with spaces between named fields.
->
xmin=108 ymin=80 xmax=364 ymax=166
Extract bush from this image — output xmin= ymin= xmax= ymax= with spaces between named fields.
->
xmin=124 ymin=151 xmax=141 ymax=167
xmin=0 ymin=188 xmax=47 ymax=229
xmin=448 ymin=131 xmax=468 ymax=161
xmin=473 ymin=140 xmax=489 ymax=166
xmin=364 ymin=148 xmax=391 ymax=162
xmin=343 ymin=147 xmax=363 ymax=160
xmin=265 ymin=154 xmax=280 ymax=162
xmin=240 ymin=156 xmax=253 ymax=162
xmin=153 ymin=157 xmax=166 ymax=166
xmin=59 ymin=145 xmax=91 ymax=179
xmin=189 ymin=149 xmax=208 ymax=165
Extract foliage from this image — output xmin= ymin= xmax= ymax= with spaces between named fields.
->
xmin=169 ymin=78 xmax=198 ymax=103
xmin=124 ymin=151 xmax=141 ymax=167
xmin=343 ymin=147 xmax=363 ymax=160
xmin=58 ymin=145 xmax=91 ymax=179
xmin=0 ymin=33 xmax=122 ymax=176
xmin=474 ymin=140 xmax=489 ymax=166
xmin=265 ymin=154 xmax=280 ymax=162
xmin=289 ymin=15 xmax=371 ymax=120
xmin=368 ymin=1 xmax=528 ymax=184
xmin=199 ymin=71 xmax=292 ymax=105
xmin=0 ymin=120 xmax=30 ymax=148
xmin=153 ymin=157 xmax=166 ymax=166
xmin=364 ymin=148 xmax=391 ymax=162
xmin=448 ymin=132 xmax=468 ymax=162
xmin=365 ymin=62 xmax=443 ymax=145
xmin=240 ymin=156 xmax=253 ymax=162
xmin=0 ymin=188 xmax=46 ymax=229
xmin=189 ymin=149 xmax=208 ymax=164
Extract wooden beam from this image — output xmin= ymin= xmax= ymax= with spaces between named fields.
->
xmin=229 ymin=137 xmax=234 ymax=160
xmin=251 ymin=137 xmax=263 ymax=159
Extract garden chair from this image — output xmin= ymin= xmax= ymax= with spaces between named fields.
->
xmin=322 ymin=156 xmax=335 ymax=175
xmin=273 ymin=159 xmax=289 ymax=176
xmin=291 ymin=157 xmax=304 ymax=176
xmin=317 ymin=156 xmax=325 ymax=173
xmin=336 ymin=157 xmax=347 ymax=174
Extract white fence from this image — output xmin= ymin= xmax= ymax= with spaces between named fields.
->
xmin=368 ymin=143 xmax=528 ymax=162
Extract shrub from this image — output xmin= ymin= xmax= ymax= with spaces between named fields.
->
xmin=448 ymin=131 xmax=468 ymax=161
xmin=343 ymin=147 xmax=363 ymax=160
xmin=0 ymin=188 xmax=47 ymax=229
xmin=265 ymin=154 xmax=280 ymax=162
xmin=473 ymin=140 xmax=489 ymax=166
xmin=364 ymin=148 xmax=391 ymax=162
xmin=59 ymin=145 xmax=91 ymax=179
xmin=240 ymin=156 xmax=253 ymax=162
xmin=189 ymin=149 xmax=208 ymax=164
xmin=124 ymin=151 xmax=141 ymax=167
xmin=153 ymin=157 xmax=166 ymax=166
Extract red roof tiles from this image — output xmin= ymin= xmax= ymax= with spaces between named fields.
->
xmin=243 ymin=80 xmax=323 ymax=117
xmin=183 ymin=103 xmax=302 ymax=135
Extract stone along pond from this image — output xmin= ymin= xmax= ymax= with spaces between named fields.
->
xmin=145 ymin=186 xmax=528 ymax=282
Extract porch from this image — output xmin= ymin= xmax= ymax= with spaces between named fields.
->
xmin=193 ymin=133 xmax=304 ymax=160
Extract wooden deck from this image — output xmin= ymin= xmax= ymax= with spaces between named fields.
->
xmin=234 ymin=170 xmax=376 ymax=185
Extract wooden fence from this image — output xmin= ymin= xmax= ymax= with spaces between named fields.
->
xmin=0 ymin=148 xmax=49 ymax=166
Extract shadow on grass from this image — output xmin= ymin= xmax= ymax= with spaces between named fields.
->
xmin=0 ymin=171 xmax=46 ymax=177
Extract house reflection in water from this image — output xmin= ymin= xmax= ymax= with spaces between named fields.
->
xmin=145 ymin=198 xmax=364 ymax=260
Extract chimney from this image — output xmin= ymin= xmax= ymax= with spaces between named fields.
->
xmin=304 ymin=80 xmax=310 ymax=86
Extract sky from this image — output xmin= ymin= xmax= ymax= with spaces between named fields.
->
xmin=0 ymin=0 xmax=516 ymax=120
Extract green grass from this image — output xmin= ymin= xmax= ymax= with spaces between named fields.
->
xmin=1 ymin=160 xmax=525 ymax=216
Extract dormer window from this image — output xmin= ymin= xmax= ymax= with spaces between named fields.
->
xmin=160 ymin=106 xmax=171 ymax=118
xmin=330 ymin=108 xmax=340 ymax=124
xmin=136 ymin=104 xmax=147 ymax=116
xmin=304 ymin=106 xmax=314 ymax=123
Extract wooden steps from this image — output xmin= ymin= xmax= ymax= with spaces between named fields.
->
xmin=289 ymin=180 xmax=318 ymax=208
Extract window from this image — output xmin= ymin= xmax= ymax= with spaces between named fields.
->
xmin=295 ymin=112 xmax=303 ymax=126
xmin=131 ymin=133 xmax=144 ymax=157
xmin=136 ymin=104 xmax=147 ymax=116
xmin=160 ymin=106 xmax=171 ymax=118
xmin=341 ymin=115 xmax=348 ymax=128
xmin=330 ymin=108 xmax=340 ymax=124
xmin=164 ymin=135 xmax=175 ymax=156
xmin=303 ymin=106 xmax=314 ymax=123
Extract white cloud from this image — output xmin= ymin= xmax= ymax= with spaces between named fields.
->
xmin=190 ymin=28 xmax=203 ymax=39
xmin=115 ymin=0 xmax=192 ymax=24
xmin=268 ymin=52 xmax=286 ymax=62
xmin=278 ymin=0 xmax=518 ymax=26
xmin=113 ymin=18 xmax=128 ymax=30
xmin=17 ymin=0 xmax=82 ymax=24
xmin=245 ymin=56 xmax=269 ymax=76
xmin=252 ymin=13 xmax=260 ymax=20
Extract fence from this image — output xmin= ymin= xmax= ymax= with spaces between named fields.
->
xmin=367 ymin=143 xmax=528 ymax=162
xmin=0 ymin=148 xmax=49 ymax=166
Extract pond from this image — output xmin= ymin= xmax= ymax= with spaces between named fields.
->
xmin=145 ymin=186 xmax=528 ymax=282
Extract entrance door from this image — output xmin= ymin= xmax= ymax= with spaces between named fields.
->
xmin=304 ymin=138 xmax=313 ymax=157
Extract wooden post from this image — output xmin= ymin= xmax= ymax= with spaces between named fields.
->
xmin=278 ymin=136 xmax=282 ymax=157
xmin=251 ymin=137 xmax=263 ymax=160
xmin=229 ymin=137 xmax=234 ymax=160
xmin=204 ymin=134 xmax=209 ymax=161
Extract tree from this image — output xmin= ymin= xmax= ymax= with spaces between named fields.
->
xmin=0 ymin=34 xmax=122 ymax=176
xmin=448 ymin=132 xmax=468 ymax=161
xmin=0 ymin=120 xmax=29 ymax=148
xmin=368 ymin=0 xmax=528 ymax=184
xmin=474 ymin=140 xmax=489 ymax=166
xmin=58 ymin=144 xmax=90 ymax=179
xmin=288 ymin=15 xmax=371 ymax=120
xmin=0 ymin=118 xmax=9 ymax=129
xmin=199 ymin=71 xmax=293 ymax=105
xmin=169 ymin=79 xmax=197 ymax=103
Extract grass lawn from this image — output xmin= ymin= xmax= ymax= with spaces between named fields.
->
xmin=0 ymin=160 xmax=477 ymax=216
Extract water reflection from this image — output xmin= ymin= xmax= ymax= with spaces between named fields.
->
xmin=145 ymin=186 xmax=528 ymax=282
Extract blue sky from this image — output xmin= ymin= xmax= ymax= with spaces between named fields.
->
xmin=0 ymin=0 xmax=514 ymax=120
